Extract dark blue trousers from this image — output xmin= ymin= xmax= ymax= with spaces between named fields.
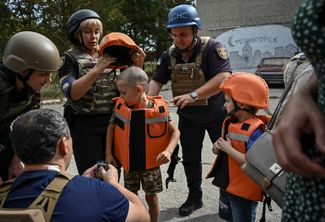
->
xmin=179 ymin=115 xmax=224 ymax=201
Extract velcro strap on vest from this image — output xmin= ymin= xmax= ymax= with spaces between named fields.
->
xmin=0 ymin=180 xmax=14 ymax=208
xmin=28 ymin=173 xmax=74 ymax=222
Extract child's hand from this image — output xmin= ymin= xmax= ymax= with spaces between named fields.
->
xmin=216 ymin=136 xmax=232 ymax=153
xmin=212 ymin=141 xmax=220 ymax=155
xmin=156 ymin=150 xmax=172 ymax=164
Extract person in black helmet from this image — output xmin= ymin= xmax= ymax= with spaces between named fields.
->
xmin=59 ymin=9 xmax=145 ymax=175
xmin=147 ymin=4 xmax=232 ymax=217
xmin=0 ymin=31 xmax=61 ymax=184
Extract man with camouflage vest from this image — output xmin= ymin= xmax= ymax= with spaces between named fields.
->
xmin=0 ymin=31 xmax=61 ymax=184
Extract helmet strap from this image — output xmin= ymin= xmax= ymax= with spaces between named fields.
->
xmin=229 ymin=99 xmax=257 ymax=116
xmin=228 ymin=99 xmax=240 ymax=117
xmin=240 ymin=107 xmax=258 ymax=115
xmin=187 ymin=27 xmax=198 ymax=51
xmin=79 ymin=32 xmax=87 ymax=49
xmin=16 ymin=69 xmax=34 ymax=91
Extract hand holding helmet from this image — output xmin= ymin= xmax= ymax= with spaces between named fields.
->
xmin=99 ymin=32 xmax=144 ymax=69
xmin=131 ymin=47 xmax=146 ymax=68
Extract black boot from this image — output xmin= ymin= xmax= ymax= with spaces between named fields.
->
xmin=179 ymin=195 xmax=203 ymax=216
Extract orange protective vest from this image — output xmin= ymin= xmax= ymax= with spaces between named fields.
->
xmin=207 ymin=115 xmax=270 ymax=201
xmin=113 ymin=96 xmax=171 ymax=173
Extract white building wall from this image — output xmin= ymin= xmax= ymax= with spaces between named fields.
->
xmin=197 ymin=0 xmax=302 ymax=37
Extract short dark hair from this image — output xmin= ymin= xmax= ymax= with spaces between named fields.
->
xmin=10 ymin=109 xmax=70 ymax=164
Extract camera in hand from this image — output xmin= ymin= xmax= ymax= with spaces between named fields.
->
xmin=95 ymin=160 xmax=108 ymax=179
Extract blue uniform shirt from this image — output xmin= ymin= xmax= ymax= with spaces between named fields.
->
xmin=152 ymin=38 xmax=232 ymax=123
xmin=4 ymin=170 xmax=129 ymax=222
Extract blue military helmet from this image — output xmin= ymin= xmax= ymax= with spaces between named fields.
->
xmin=167 ymin=4 xmax=202 ymax=30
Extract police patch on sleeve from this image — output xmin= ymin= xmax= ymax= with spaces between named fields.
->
xmin=216 ymin=47 xmax=229 ymax=60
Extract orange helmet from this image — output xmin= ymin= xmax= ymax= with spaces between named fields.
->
xmin=220 ymin=72 xmax=269 ymax=109
xmin=99 ymin=32 xmax=140 ymax=68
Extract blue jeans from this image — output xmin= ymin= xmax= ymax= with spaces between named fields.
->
xmin=219 ymin=190 xmax=258 ymax=222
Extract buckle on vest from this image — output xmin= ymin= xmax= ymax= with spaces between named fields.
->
xmin=262 ymin=177 xmax=271 ymax=189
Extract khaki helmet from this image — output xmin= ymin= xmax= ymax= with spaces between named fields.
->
xmin=2 ymin=31 xmax=61 ymax=73
xmin=99 ymin=32 xmax=140 ymax=68
xmin=220 ymin=72 xmax=269 ymax=109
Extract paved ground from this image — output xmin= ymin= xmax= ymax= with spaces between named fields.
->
xmin=43 ymin=85 xmax=284 ymax=222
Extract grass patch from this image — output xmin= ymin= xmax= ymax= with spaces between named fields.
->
xmin=41 ymin=72 xmax=64 ymax=100
xmin=144 ymin=61 xmax=156 ymax=77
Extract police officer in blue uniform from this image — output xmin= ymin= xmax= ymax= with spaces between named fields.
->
xmin=147 ymin=4 xmax=232 ymax=216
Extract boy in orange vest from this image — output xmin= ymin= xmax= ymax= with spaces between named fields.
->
xmin=106 ymin=66 xmax=180 ymax=222
xmin=207 ymin=72 xmax=270 ymax=221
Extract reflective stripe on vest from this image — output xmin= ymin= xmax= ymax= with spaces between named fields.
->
xmin=113 ymin=96 xmax=171 ymax=173
xmin=227 ymin=132 xmax=250 ymax=143
xmin=115 ymin=112 xmax=169 ymax=125
xmin=66 ymin=48 xmax=119 ymax=114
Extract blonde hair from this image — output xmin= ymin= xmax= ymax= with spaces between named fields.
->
xmin=74 ymin=18 xmax=103 ymax=44
xmin=118 ymin=66 xmax=149 ymax=91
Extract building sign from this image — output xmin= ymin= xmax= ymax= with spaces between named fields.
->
xmin=216 ymin=25 xmax=298 ymax=72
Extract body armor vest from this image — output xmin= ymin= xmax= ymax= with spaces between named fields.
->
xmin=113 ymin=96 xmax=171 ymax=173
xmin=207 ymin=115 xmax=269 ymax=201
xmin=66 ymin=48 xmax=119 ymax=115
xmin=0 ymin=173 xmax=75 ymax=222
xmin=169 ymin=37 xmax=210 ymax=106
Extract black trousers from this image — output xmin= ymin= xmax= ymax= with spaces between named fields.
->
xmin=68 ymin=113 xmax=110 ymax=175
xmin=179 ymin=115 xmax=225 ymax=201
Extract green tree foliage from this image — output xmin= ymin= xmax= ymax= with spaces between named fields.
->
xmin=1 ymin=0 xmax=188 ymax=61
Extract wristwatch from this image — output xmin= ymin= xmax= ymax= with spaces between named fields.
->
xmin=190 ymin=92 xmax=199 ymax=101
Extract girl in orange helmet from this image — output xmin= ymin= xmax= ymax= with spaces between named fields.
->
xmin=207 ymin=72 xmax=270 ymax=222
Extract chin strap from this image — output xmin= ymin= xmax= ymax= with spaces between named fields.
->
xmin=16 ymin=70 xmax=34 ymax=91
xmin=228 ymin=99 xmax=257 ymax=117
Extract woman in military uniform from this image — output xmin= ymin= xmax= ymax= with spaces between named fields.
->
xmin=59 ymin=9 xmax=145 ymax=174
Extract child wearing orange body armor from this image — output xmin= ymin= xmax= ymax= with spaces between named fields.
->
xmin=207 ymin=72 xmax=270 ymax=222
xmin=106 ymin=66 xmax=180 ymax=222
